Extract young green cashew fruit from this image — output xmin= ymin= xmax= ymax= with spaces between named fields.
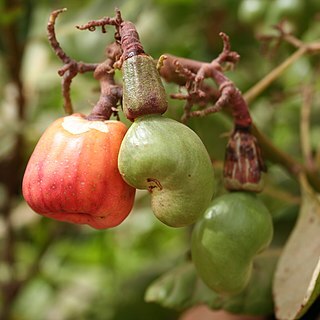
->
xmin=22 ymin=113 xmax=136 ymax=229
xmin=118 ymin=114 xmax=215 ymax=227
xmin=191 ymin=192 xmax=273 ymax=295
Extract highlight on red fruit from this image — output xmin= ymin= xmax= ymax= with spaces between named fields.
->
xmin=22 ymin=113 xmax=136 ymax=229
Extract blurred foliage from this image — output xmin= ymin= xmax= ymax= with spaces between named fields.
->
xmin=1 ymin=0 xmax=320 ymax=319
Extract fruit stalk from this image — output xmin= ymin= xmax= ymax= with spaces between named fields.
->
xmin=86 ymin=42 xmax=123 ymax=121
xmin=119 ymin=21 xmax=145 ymax=59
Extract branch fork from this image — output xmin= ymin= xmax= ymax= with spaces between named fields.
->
xmin=47 ymin=8 xmax=123 ymax=120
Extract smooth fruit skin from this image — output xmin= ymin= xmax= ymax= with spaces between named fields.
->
xmin=191 ymin=192 xmax=273 ymax=295
xmin=118 ymin=114 xmax=215 ymax=227
xmin=22 ymin=113 xmax=136 ymax=229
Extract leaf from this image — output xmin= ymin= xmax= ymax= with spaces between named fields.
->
xmin=273 ymin=174 xmax=320 ymax=320
xmin=145 ymin=262 xmax=222 ymax=311
xmin=145 ymin=250 xmax=278 ymax=316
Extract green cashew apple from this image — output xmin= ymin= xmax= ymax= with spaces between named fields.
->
xmin=118 ymin=114 xmax=215 ymax=227
xmin=191 ymin=192 xmax=273 ymax=295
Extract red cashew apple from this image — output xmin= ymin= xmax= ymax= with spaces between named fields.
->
xmin=22 ymin=113 xmax=136 ymax=229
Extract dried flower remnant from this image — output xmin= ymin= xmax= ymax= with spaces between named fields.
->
xmin=223 ymin=127 xmax=266 ymax=192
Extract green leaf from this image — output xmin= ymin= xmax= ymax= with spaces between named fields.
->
xmin=145 ymin=250 xmax=278 ymax=316
xmin=145 ymin=262 xmax=220 ymax=311
xmin=273 ymin=174 xmax=320 ymax=320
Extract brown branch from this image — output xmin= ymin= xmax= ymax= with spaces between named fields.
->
xmin=191 ymin=70 xmax=252 ymax=129
xmin=215 ymin=32 xmax=240 ymax=67
xmin=47 ymin=8 xmax=70 ymax=64
xmin=158 ymin=32 xmax=320 ymax=192
xmin=76 ymin=9 xmax=123 ymax=33
xmin=244 ymin=47 xmax=307 ymax=104
xmin=161 ymin=57 xmax=219 ymax=123
xmin=161 ymin=54 xmax=204 ymax=85
xmin=159 ymin=34 xmax=264 ymax=191
xmin=300 ymin=85 xmax=315 ymax=170
xmin=86 ymin=42 xmax=123 ymax=120
xmin=49 ymin=9 xmax=126 ymax=120
xmin=47 ymin=8 xmax=99 ymax=114
xmin=246 ymin=26 xmax=320 ymax=103
xmin=251 ymin=124 xmax=320 ymax=192
xmin=160 ymin=34 xmax=251 ymax=128
xmin=189 ymin=81 xmax=231 ymax=117
xmin=76 ymin=10 xmax=151 ymax=62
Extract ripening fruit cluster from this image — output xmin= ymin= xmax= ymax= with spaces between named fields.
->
xmin=22 ymin=44 xmax=273 ymax=297
xmin=22 ymin=51 xmax=215 ymax=229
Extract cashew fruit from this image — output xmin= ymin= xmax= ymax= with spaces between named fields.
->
xmin=22 ymin=113 xmax=136 ymax=229
xmin=191 ymin=192 xmax=273 ymax=295
xmin=118 ymin=114 xmax=214 ymax=227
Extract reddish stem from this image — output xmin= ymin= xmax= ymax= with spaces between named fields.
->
xmin=47 ymin=8 xmax=70 ymax=64
xmin=76 ymin=11 xmax=150 ymax=64
xmin=160 ymin=37 xmax=252 ymax=129
xmin=86 ymin=43 xmax=123 ymax=121
xmin=76 ymin=9 xmax=122 ymax=33
xmin=47 ymin=8 xmax=99 ymax=114
xmin=158 ymin=34 xmax=258 ymax=192
xmin=210 ymin=69 xmax=252 ymax=128
xmin=119 ymin=21 xmax=145 ymax=59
